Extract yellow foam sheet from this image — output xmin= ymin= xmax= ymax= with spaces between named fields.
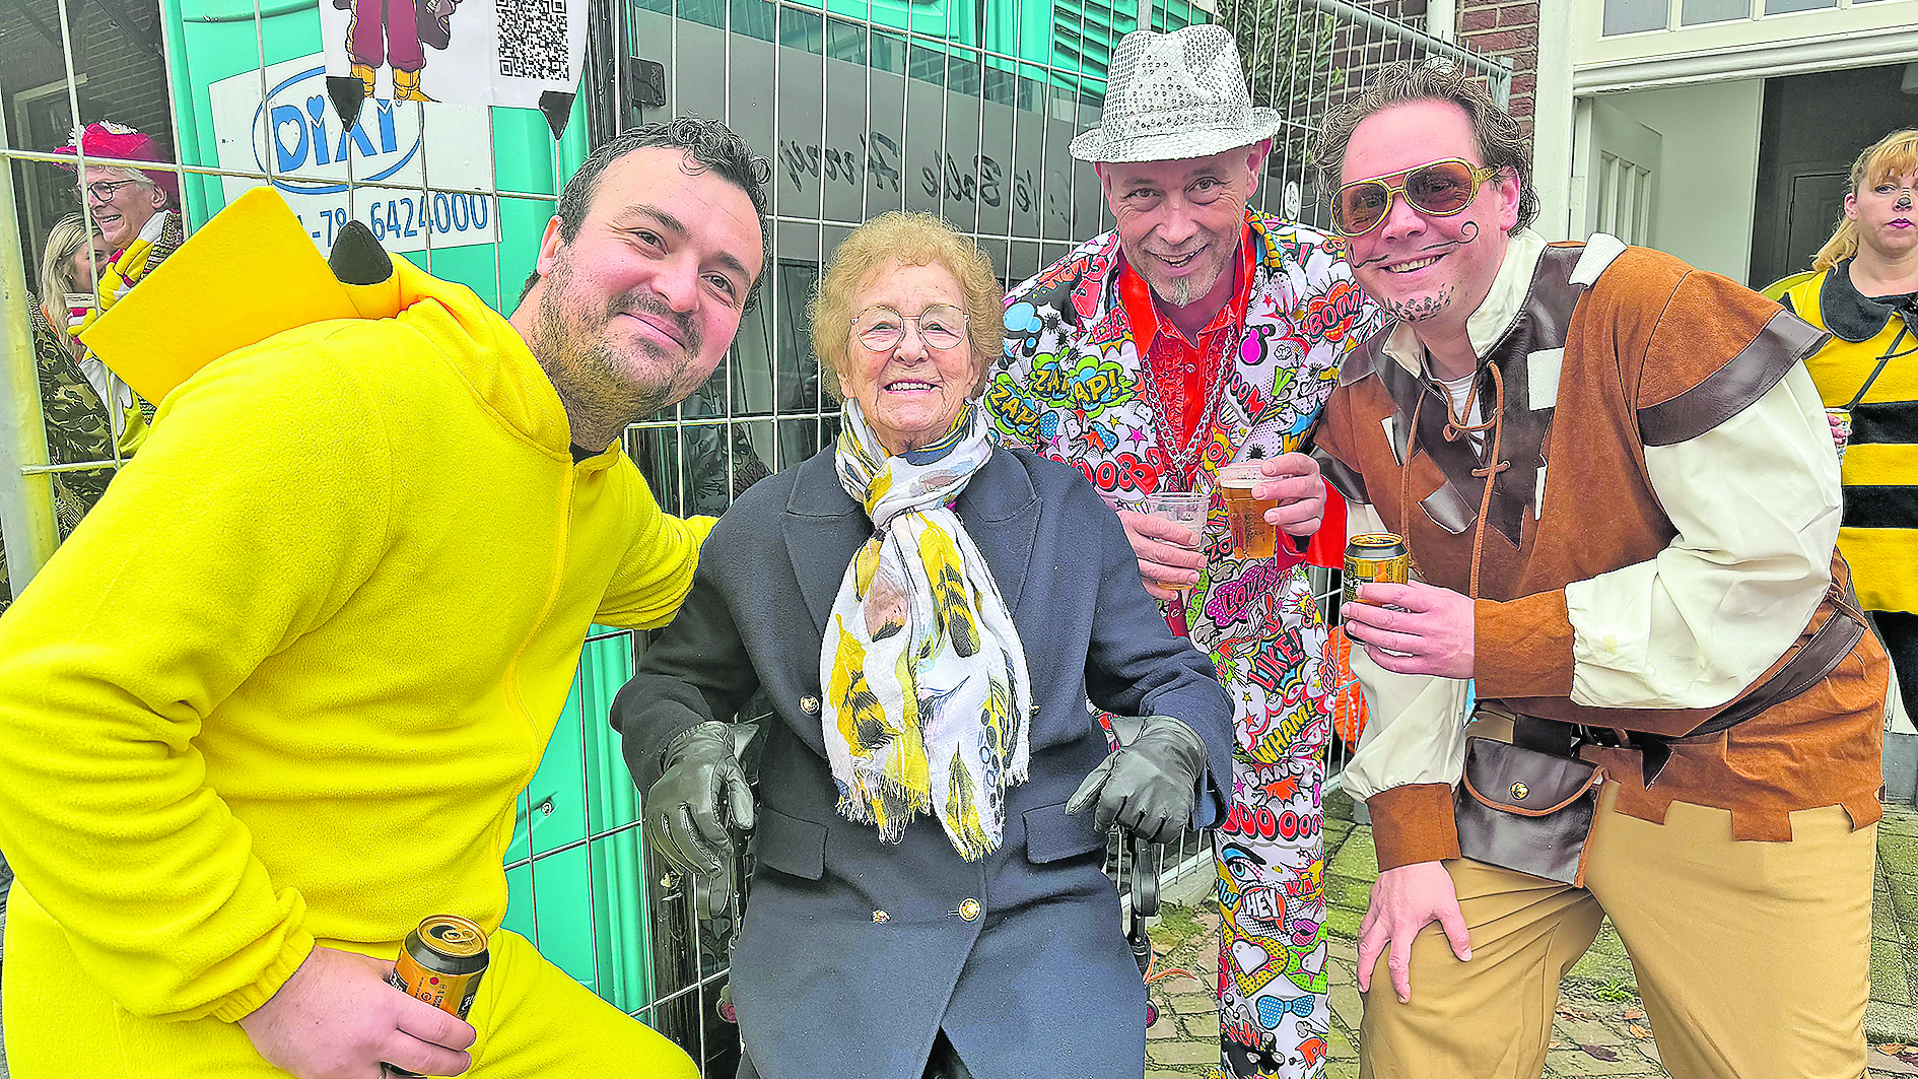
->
xmin=80 ymin=187 xmax=362 ymax=405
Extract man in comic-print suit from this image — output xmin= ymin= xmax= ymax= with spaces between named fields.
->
xmin=985 ymin=26 xmax=1382 ymax=1079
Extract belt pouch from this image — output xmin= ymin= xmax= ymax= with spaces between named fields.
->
xmin=1452 ymin=735 xmax=1604 ymax=887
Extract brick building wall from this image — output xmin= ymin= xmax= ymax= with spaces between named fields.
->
xmin=1453 ymin=0 xmax=1539 ymax=135
xmin=2 ymin=0 xmax=172 ymax=288
xmin=0 ymin=0 xmax=170 ymax=150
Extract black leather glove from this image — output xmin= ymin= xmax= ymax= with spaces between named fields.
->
xmin=1066 ymin=715 xmax=1207 ymax=845
xmin=646 ymin=721 xmax=754 ymax=920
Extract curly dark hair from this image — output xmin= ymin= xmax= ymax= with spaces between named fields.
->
xmin=520 ymin=117 xmax=773 ymax=310
xmin=1313 ymin=61 xmax=1539 ymax=233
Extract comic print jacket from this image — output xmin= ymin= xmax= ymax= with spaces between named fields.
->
xmin=989 ymin=209 xmax=1384 ymax=665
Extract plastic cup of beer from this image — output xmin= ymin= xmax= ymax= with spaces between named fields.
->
xmin=1218 ymin=461 xmax=1277 ymax=560
xmin=1141 ymin=491 xmax=1207 ymax=592
xmin=1828 ymin=407 xmax=1852 ymax=461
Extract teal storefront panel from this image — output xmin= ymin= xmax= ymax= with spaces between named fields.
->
xmin=502 ymin=630 xmax=656 ymax=1015
xmin=162 ymin=0 xmax=588 ymax=308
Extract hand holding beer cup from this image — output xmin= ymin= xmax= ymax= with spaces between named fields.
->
xmin=1828 ymin=408 xmax=1851 ymax=459
xmin=1116 ymin=507 xmax=1205 ymax=601
xmin=1219 ymin=452 xmax=1324 ymax=559
xmin=1259 ymin=452 xmax=1327 ymax=536
xmin=1139 ymin=492 xmax=1207 ymax=596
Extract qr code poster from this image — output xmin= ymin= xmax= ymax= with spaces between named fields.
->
xmin=319 ymin=0 xmax=588 ymax=111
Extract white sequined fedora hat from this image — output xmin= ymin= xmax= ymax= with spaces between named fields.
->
xmin=1068 ymin=24 xmax=1281 ymax=164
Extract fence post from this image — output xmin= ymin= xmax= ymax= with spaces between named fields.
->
xmin=0 ymin=106 xmax=59 ymax=603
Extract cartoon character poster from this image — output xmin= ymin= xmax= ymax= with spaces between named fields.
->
xmin=319 ymin=0 xmax=588 ymax=109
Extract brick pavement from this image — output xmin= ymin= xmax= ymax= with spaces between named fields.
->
xmin=1143 ymin=795 xmax=1918 ymax=1078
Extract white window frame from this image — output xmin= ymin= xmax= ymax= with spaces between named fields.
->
xmin=1574 ymin=0 xmax=1918 ymax=92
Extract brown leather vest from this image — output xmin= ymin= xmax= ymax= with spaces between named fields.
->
xmin=1317 ymin=240 xmax=1888 ymax=837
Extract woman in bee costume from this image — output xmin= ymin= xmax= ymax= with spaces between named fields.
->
xmin=1770 ymin=127 xmax=1918 ymax=730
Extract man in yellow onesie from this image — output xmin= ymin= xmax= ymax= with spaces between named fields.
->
xmin=0 ymin=117 xmax=769 ymax=1079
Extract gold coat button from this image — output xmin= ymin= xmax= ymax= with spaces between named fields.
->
xmin=872 ymin=909 xmax=889 ymax=923
xmin=801 ymin=695 xmax=821 ymax=715
xmin=1510 ymin=781 xmax=1530 ymax=800
xmin=958 ymin=898 xmax=981 ymax=922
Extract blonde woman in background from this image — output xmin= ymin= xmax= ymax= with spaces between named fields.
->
xmin=1769 ymin=128 xmax=1918 ymax=735
xmin=37 ymin=211 xmax=112 ymax=359
xmin=2 ymin=214 xmax=119 ymax=615
xmin=31 ymin=212 xmax=116 ymax=509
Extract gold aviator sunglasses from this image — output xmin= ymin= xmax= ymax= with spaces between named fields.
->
xmin=1332 ymin=159 xmax=1503 ymax=237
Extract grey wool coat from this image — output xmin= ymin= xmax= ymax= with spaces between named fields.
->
xmin=615 ymin=443 xmax=1234 ymax=1079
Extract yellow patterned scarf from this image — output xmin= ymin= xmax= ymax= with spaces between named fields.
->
xmin=821 ymin=400 xmax=1032 ymax=859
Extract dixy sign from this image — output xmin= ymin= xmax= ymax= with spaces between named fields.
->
xmin=251 ymin=66 xmax=421 ymax=194
xmin=210 ymin=53 xmax=499 ymax=256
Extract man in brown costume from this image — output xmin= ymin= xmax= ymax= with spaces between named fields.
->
xmin=1310 ymin=63 xmax=1889 ymax=1079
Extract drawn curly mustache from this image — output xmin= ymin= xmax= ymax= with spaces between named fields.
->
xmin=1349 ymin=221 xmax=1480 ymax=269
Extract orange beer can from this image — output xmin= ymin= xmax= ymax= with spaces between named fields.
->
xmin=1342 ymin=533 xmax=1410 ymax=611
xmin=384 ymin=915 xmax=489 ymax=1077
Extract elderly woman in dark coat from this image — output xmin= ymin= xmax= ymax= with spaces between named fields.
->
xmin=612 ymin=211 xmax=1234 ymax=1079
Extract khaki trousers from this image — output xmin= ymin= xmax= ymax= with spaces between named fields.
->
xmin=1357 ymin=784 xmax=1876 ymax=1079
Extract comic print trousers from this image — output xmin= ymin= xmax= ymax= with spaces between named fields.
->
xmin=348 ymin=0 xmax=424 ymax=72
xmin=1356 ymin=783 xmax=1875 ymax=1079
xmin=1213 ymin=611 xmax=1334 ymax=1079
xmin=3 ymin=887 xmax=697 ymax=1078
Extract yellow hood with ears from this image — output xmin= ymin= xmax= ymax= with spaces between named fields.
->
xmin=78 ymin=187 xmax=410 ymax=406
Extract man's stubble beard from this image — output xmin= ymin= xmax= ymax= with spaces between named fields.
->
xmin=533 ymin=264 xmax=695 ymax=436
xmin=1162 ymin=276 xmax=1193 ymax=307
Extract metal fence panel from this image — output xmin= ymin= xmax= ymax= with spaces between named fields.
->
xmin=0 ymin=0 xmax=1501 ymax=1071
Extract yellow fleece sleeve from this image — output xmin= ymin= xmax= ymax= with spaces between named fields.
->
xmin=0 ymin=328 xmax=393 ymax=1022
xmin=594 ymin=467 xmax=718 ymax=630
